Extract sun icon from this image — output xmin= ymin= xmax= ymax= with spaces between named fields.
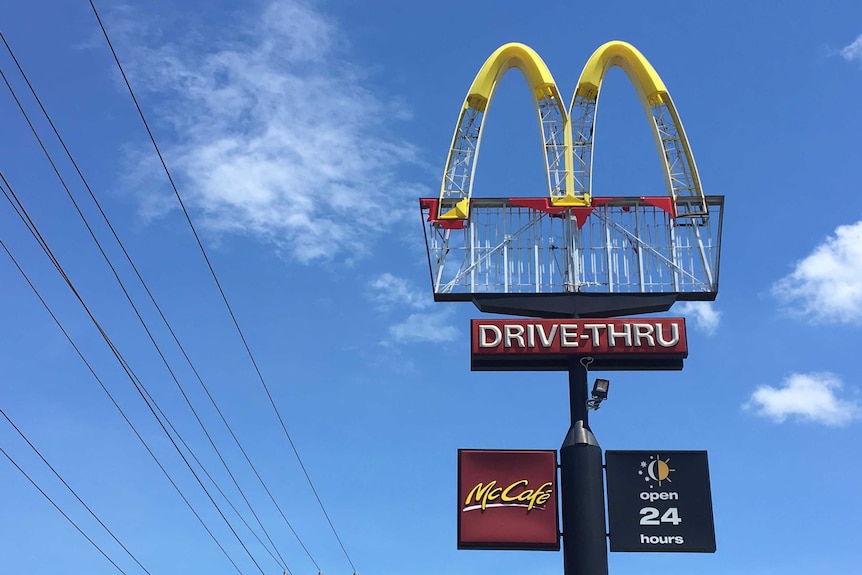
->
xmin=646 ymin=454 xmax=675 ymax=486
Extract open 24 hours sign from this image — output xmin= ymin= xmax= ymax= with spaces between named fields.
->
xmin=605 ymin=450 xmax=716 ymax=553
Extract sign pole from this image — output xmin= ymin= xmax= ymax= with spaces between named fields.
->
xmin=560 ymin=360 xmax=609 ymax=575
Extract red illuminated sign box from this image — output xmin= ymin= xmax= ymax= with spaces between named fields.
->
xmin=457 ymin=449 xmax=559 ymax=550
xmin=470 ymin=317 xmax=688 ymax=371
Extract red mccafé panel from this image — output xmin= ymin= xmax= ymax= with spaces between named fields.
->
xmin=471 ymin=318 xmax=687 ymax=356
xmin=458 ymin=450 xmax=559 ymax=550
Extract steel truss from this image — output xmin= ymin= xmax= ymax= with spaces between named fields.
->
xmin=441 ymin=93 xmax=569 ymax=216
xmin=569 ymin=93 xmax=708 ymax=218
xmin=422 ymin=196 xmax=722 ymax=299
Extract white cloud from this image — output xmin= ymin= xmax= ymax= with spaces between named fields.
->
xmin=772 ymin=220 xmax=862 ymax=323
xmin=388 ymin=310 xmax=459 ymax=344
xmin=368 ymin=273 xmax=454 ymax=346
xmin=368 ymin=273 xmax=430 ymax=310
xmin=745 ymin=373 xmax=860 ymax=427
xmin=675 ymin=301 xmax=720 ymax=335
xmin=122 ymin=1 xmax=424 ymax=262
xmin=841 ymin=33 xmax=862 ymax=65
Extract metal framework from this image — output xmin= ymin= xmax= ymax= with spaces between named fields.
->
xmin=425 ymin=41 xmax=723 ymax=318
xmin=422 ymin=196 xmax=722 ymax=300
xmin=438 ymin=43 xmax=585 ymax=221
xmin=568 ymin=41 xmax=709 ymax=217
xmin=444 ymin=93 xmax=569 ymax=209
xmin=570 ymin=97 xmax=706 ymax=218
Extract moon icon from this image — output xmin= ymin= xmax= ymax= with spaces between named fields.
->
xmin=646 ymin=456 xmax=674 ymax=485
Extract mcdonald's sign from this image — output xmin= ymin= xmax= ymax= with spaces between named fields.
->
xmin=436 ymin=40 xmax=707 ymax=220
xmin=458 ymin=449 xmax=560 ymax=550
xmin=421 ymin=41 xmax=723 ymax=316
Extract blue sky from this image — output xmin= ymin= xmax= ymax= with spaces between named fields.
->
xmin=1 ymin=1 xmax=861 ymax=574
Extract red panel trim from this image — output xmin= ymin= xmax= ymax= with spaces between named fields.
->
xmin=421 ymin=197 xmax=675 ymax=230
xmin=471 ymin=317 xmax=687 ymax=357
xmin=642 ymin=196 xmax=675 ymax=217
xmin=571 ymin=197 xmax=613 ymax=229
xmin=509 ymin=198 xmax=569 ymax=215
xmin=420 ymin=198 xmax=466 ymax=229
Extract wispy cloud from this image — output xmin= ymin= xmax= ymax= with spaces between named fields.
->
xmin=368 ymin=273 xmax=457 ymax=345
xmin=368 ymin=273 xmax=430 ymax=310
xmin=388 ymin=309 xmax=459 ymax=345
xmin=121 ymin=1 xmax=423 ymax=262
xmin=675 ymin=301 xmax=720 ymax=335
xmin=772 ymin=220 xmax=862 ymax=324
xmin=841 ymin=33 xmax=862 ymax=65
xmin=744 ymin=373 xmax=860 ymax=427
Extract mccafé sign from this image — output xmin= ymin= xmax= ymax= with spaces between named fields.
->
xmin=458 ymin=450 xmax=559 ymax=550
xmin=471 ymin=318 xmax=688 ymax=371
xmin=464 ymin=479 xmax=553 ymax=512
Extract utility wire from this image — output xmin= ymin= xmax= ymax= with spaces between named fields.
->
xmin=140 ymin=385 xmax=293 ymax=573
xmin=0 ymin=61 xmax=289 ymax=572
xmin=0 ymin=407 xmax=153 ymax=575
xmin=0 ymin=192 xmax=245 ymax=575
xmin=0 ymin=175 xmax=267 ymax=575
xmin=88 ymin=2 xmax=358 ymax=570
xmin=0 ymin=30 xmax=316 ymax=571
xmin=0 ymin=444 xmax=133 ymax=575
xmin=0 ymin=60 xmax=286 ymax=568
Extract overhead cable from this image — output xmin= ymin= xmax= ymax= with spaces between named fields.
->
xmin=0 ymin=443 xmax=134 ymax=575
xmin=0 ymin=29 xmax=315 ymax=572
xmin=0 ymin=212 xmax=246 ymax=575
xmin=0 ymin=176 xmax=265 ymax=575
xmin=0 ymin=407 xmax=153 ymax=575
xmin=87 ymin=2 xmax=357 ymax=570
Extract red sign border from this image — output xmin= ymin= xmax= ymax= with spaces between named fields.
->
xmin=470 ymin=317 xmax=688 ymax=372
xmin=457 ymin=449 xmax=560 ymax=551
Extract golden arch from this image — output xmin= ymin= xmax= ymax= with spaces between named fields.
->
xmin=574 ymin=41 xmax=668 ymax=104
xmin=438 ymin=41 xmax=707 ymax=219
xmin=570 ymin=41 xmax=706 ymax=216
xmin=438 ymin=43 xmax=580 ymax=219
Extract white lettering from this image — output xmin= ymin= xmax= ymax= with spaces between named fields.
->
xmin=535 ymin=324 xmax=557 ymax=347
xmin=655 ymin=322 xmax=680 ymax=347
xmin=639 ymin=491 xmax=679 ymax=502
xmin=607 ymin=323 xmax=632 ymax=347
xmin=504 ymin=325 xmax=525 ymax=348
xmin=479 ymin=325 xmax=502 ymax=348
xmin=640 ymin=534 xmax=684 ymax=545
xmin=633 ymin=323 xmax=655 ymax=347
xmin=583 ymin=323 xmax=604 ymax=346
xmin=560 ymin=324 xmax=579 ymax=347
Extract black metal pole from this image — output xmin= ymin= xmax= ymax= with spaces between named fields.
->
xmin=560 ymin=360 xmax=609 ymax=575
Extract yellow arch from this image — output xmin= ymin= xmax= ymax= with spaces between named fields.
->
xmin=438 ymin=43 xmax=582 ymax=219
xmin=467 ymin=43 xmax=562 ymax=111
xmin=574 ymin=41 xmax=667 ymax=105
xmin=569 ymin=40 xmax=705 ymax=210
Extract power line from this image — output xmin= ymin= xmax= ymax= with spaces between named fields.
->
xmin=0 ymin=176 xmax=267 ymax=575
xmin=0 ymin=174 xmax=267 ymax=574
xmin=0 ymin=407 xmax=153 ymax=575
xmin=141 ymin=388 xmax=293 ymax=573
xmin=0 ymin=29 xmax=319 ymax=572
xmin=87 ymin=2 xmax=358 ymax=570
xmin=0 ymin=209 xmax=246 ymax=575
xmin=0 ymin=444 xmax=133 ymax=575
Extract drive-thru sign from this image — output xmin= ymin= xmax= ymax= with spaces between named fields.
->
xmin=471 ymin=318 xmax=688 ymax=371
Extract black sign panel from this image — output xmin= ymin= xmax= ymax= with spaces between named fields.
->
xmin=606 ymin=450 xmax=716 ymax=553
